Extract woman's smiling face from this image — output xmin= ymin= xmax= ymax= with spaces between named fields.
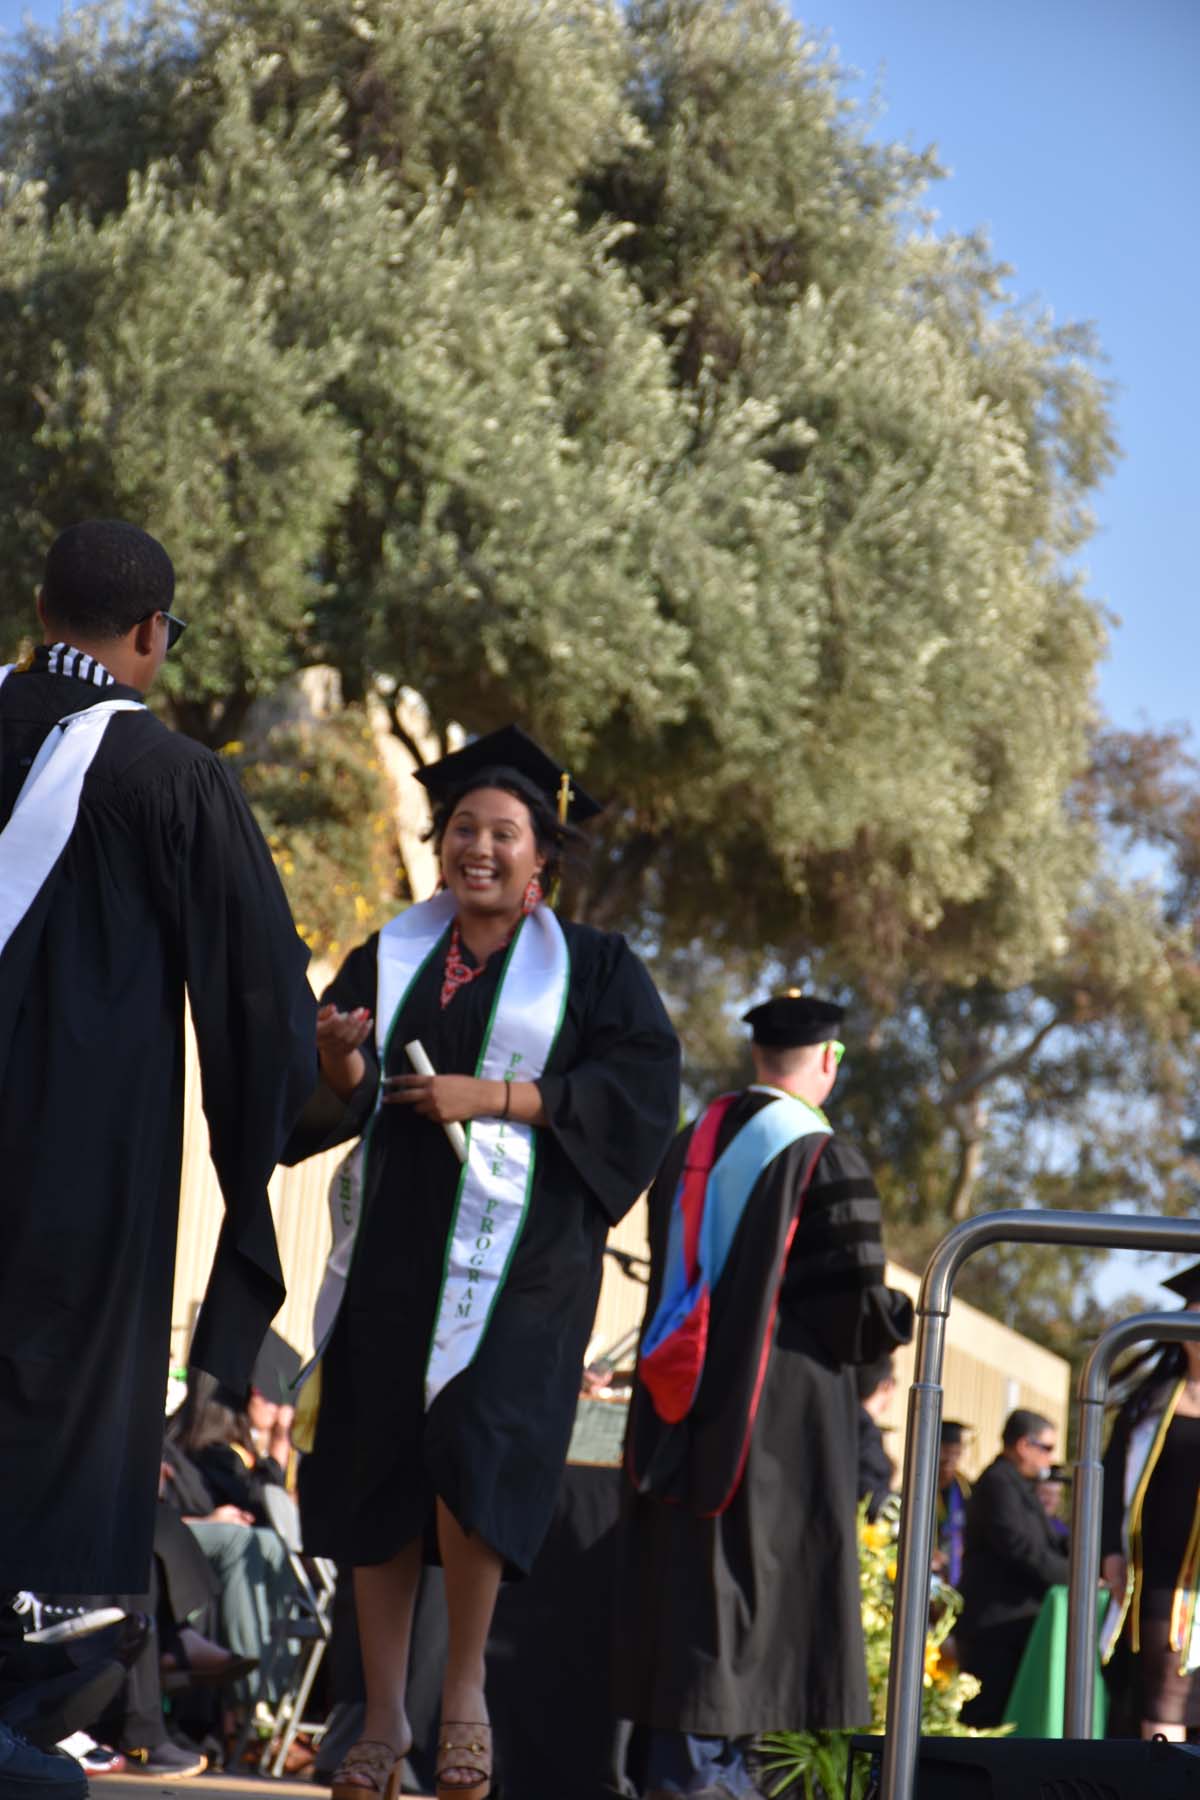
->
xmin=440 ymin=785 xmax=545 ymax=919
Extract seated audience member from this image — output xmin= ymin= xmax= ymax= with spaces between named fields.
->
xmin=933 ymin=1420 xmax=972 ymax=1586
xmin=1037 ymin=1466 xmax=1071 ymax=1548
xmin=957 ymin=1409 xmax=1068 ymax=1727
xmin=856 ymin=1357 xmax=898 ymax=1523
xmin=164 ymin=1375 xmax=294 ymax=1694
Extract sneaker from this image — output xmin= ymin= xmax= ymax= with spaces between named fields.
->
xmin=0 ymin=1720 xmax=87 ymax=1796
xmin=58 ymin=1732 xmax=127 ymax=1775
xmin=27 ymin=1606 xmax=126 ymax=1646
xmin=123 ymin=1739 xmax=208 ymax=1779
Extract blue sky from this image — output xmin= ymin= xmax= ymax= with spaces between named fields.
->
xmin=796 ymin=0 xmax=1200 ymax=743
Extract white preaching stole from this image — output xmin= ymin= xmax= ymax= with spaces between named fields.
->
xmin=0 ymin=665 xmax=144 ymax=957
xmin=295 ymin=889 xmax=570 ymax=1440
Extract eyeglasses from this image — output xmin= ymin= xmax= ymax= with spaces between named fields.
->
xmin=828 ymin=1040 xmax=846 ymax=1066
xmin=140 ymin=609 xmax=188 ymax=651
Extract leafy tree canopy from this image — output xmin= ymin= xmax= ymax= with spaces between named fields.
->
xmin=0 ymin=0 xmax=1117 ymax=980
xmin=4 ymin=0 xmax=1184 ymax=1352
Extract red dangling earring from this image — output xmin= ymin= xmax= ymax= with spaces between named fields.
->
xmin=522 ymin=875 xmax=544 ymax=914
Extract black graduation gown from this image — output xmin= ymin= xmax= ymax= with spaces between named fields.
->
xmin=0 ymin=663 xmax=315 ymax=1592
xmin=284 ymin=920 xmax=680 ymax=1574
xmin=613 ymin=1093 xmax=913 ymax=1736
xmin=857 ymin=1407 xmax=895 ymax=1523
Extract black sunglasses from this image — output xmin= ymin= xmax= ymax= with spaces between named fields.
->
xmin=140 ymin=609 xmax=188 ymax=650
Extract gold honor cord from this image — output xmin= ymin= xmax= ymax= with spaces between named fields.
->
xmin=1128 ymin=1378 xmax=1185 ymax=1654
xmin=1169 ymin=1487 xmax=1200 ymax=1667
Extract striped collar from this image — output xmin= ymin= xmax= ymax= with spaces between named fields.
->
xmin=35 ymin=642 xmax=117 ymax=688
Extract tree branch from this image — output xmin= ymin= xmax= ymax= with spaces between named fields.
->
xmin=940 ymin=1011 xmax=1065 ymax=1110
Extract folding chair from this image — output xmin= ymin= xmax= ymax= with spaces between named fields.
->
xmin=229 ymin=1483 xmax=338 ymax=1777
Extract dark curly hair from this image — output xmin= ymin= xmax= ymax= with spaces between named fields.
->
xmin=41 ymin=519 xmax=175 ymax=639
xmin=425 ymin=766 xmax=590 ymax=895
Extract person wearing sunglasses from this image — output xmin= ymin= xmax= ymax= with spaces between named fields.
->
xmin=0 ymin=519 xmax=317 ymax=1798
xmin=616 ymin=990 xmax=913 ymax=1800
xmin=956 ymin=1408 xmax=1070 ymax=1727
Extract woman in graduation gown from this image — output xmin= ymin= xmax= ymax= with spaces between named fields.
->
xmin=283 ymin=727 xmax=680 ymax=1800
xmin=1099 ymin=1263 xmax=1200 ymax=1741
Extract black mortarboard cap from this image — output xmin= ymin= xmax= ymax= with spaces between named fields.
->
xmin=742 ymin=989 xmax=845 ymax=1049
xmin=940 ymin=1420 xmax=971 ymax=1446
xmin=1163 ymin=1261 xmax=1200 ymax=1304
xmin=412 ymin=724 xmax=601 ymax=823
xmin=250 ymin=1328 xmax=303 ymax=1405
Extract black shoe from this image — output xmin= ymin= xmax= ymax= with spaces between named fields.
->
xmin=0 ymin=1721 xmax=87 ymax=1797
xmin=123 ymin=1738 xmax=208 ymax=1779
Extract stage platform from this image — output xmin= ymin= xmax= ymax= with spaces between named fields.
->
xmin=100 ymin=1774 xmax=328 ymax=1799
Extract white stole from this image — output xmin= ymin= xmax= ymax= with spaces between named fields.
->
xmin=300 ymin=892 xmax=570 ymax=1413
xmin=0 ymin=664 xmax=144 ymax=959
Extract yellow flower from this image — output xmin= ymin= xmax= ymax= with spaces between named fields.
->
xmin=861 ymin=1522 xmax=890 ymax=1552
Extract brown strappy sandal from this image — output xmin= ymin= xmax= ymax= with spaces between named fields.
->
xmin=331 ymin=1737 xmax=408 ymax=1800
xmin=436 ymin=1720 xmax=492 ymax=1800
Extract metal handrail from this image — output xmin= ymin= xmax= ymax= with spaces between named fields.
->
xmin=1063 ymin=1310 xmax=1200 ymax=1737
xmin=881 ymin=1210 xmax=1200 ymax=1800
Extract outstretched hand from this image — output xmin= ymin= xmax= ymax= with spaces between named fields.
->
xmin=317 ymin=1004 xmax=372 ymax=1101
xmin=317 ymin=1003 xmax=372 ymax=1060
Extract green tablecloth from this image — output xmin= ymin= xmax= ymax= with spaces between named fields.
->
xmin=1003 ymin=1584 xmax=1108 ymax=1738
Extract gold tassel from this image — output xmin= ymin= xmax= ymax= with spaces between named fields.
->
xmin=549 ymin=771 xmax=573 ymax=907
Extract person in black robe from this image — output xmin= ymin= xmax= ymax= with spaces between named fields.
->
xmin=1098 ymin=1265 xmax=1200 ymax=1741
xmin=0 ymin=522 xmax=316 ymax=1620
xmin=957 ymin=1408 xmax=1068 ymax=1727
xmin=282 ymin=726 xmax=680 ymax=1800
xmin=614 ymin=993 xmax=912 ymax=1800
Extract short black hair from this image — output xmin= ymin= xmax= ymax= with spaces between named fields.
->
xmin=427 ymin=767 xmax=590 ymax=894
xmin=41 ymin=520 xmax=174 ymax=640
xmin=1002 ymin=1407 xmax=1053 ymax=1448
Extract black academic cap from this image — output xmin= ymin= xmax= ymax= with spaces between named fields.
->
xmin=250 ymin=1328 xmax=303 ymax=1405
xmin=940 ymin=1420 xmax=971 ymax=1446
xmin=412 ymin=724 xmax=602 ymax=823
xmin=1163 ymin=1261 xmax=1200 ymax=1305
xmin=742 ymin=989 xmax=845 ymax=1049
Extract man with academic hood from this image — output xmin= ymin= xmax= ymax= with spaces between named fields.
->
xmin=615 ymin=992 xmax=913 ymax=1800
xmin=0 ymin=523 xmax=315 ymax=1730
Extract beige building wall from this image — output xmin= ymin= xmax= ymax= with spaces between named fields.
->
xmin=173 ymin=1023 xmax=1070 ymax=1468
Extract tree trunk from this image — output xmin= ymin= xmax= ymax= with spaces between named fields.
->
xmin=948 ymin=1115 xmax=985 ymax=1222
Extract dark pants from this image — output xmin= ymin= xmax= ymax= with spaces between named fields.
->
xmin=959 ymin=1620 xmax=1033 ymax=1728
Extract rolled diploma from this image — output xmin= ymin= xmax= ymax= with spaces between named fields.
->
xmin=404 ymin=1039 xmax=469 ymax=1164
